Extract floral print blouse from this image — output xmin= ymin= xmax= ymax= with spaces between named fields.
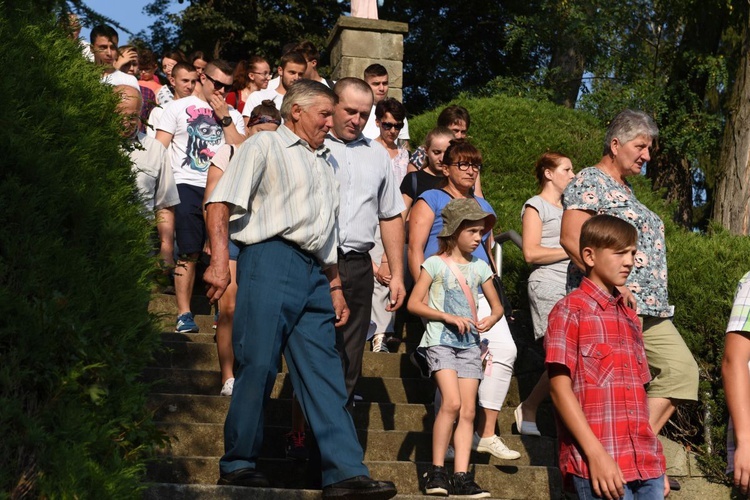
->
xmin=562 ymin=167 xmax=674 ymax=318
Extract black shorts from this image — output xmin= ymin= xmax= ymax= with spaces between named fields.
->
xmin=175 ymin=184 xmax=205 ymax=256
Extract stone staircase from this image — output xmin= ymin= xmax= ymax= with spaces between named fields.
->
xmin=142 ymin=293 xmax=730 ymax=499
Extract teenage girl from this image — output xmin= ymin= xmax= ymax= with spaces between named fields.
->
xmin=408 ymin=198 xmax=503 ymax=498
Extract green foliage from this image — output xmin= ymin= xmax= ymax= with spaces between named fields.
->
xmin=0 ymin=5 xmax=165 ymax=497
xmin=141 ymin=0 xmax=345 ymax=64
xmin=410 ymin=93 xmax=750 ymax=480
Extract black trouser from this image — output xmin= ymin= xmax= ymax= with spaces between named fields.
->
xmin=335 ymin=250 xmax=374 ymax=403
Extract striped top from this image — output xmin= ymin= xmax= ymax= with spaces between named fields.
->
xmin=207 ymin=125 xmax=340 ymax=266
xmin=325 ymin=133 xmax=405 ymax=254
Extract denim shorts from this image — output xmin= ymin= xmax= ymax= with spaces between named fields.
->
xmin=425 ymin=345 xmax=483 ymax=380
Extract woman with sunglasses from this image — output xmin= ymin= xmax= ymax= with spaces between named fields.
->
xmin=408 ymin=139 xmax=520 ymax=462
xmin=226 ymin=55 xmax=272 ymax=114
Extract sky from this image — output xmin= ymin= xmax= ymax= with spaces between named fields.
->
xmin=79 ymin=0 xmax=182 ymax=43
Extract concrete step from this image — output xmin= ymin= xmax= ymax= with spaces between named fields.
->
xmin=146 ymin=457 xmax=564 ymax=499
xmin=154 ymin=341 xmax=423 ymax=377
xmin=143 ymin=368 xmax=439 ymax=404
xmin=148 ymin=393 xmax=558 ymax=437
xmin=142 ymin=484 xmax=508 ymax=500
xmin=155 ymin=422 xmax=556 ymax=467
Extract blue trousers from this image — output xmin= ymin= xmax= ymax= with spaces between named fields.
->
xmin=219 ymin=238 xmax=369 ymax=486
xmin=573 ymin=474 xmax=665 ymax=500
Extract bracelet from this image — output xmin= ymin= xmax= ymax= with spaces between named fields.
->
xmin=329 ymin=285 xmax=343 ymax=292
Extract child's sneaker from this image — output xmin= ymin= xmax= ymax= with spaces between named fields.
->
xmin=472 ymin=432 xmax=521 ymax=460
xmin=423 ymin=464 xmax=450 ymax=496
xmin=451 ymin=471 xmax=490 ymax=498
xmin=372 ymin=333 xmax=390 ymax=353
xmin=285 ymin=430 xmax=308 ymax=461
xmin=175 ymin=312 xmax=199 ymax=333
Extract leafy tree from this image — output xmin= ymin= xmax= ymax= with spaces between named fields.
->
xmin=140 ymin=0 xmax=345 ymax=64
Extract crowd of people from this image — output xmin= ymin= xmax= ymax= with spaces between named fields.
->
xmin=68 ymin=13 xmax=750 ymax=499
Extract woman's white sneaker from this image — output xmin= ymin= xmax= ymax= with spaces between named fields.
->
xmin=472 ymin=433 xmax=521 ymax=460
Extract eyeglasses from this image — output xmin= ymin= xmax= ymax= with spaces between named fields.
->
xmin=380 ymin=121 xmax=404 ymax=131
xmin=203 ymin=73 xmax=233 ymax=92
xmin=450 ymin=162 xmax=482 ymax=171
xmin=250 ymin=72 xmax=273 ymax=79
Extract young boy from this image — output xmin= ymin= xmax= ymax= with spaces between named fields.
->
xmin=546 ymin=214 xmax=666 ymax=499
xmin=722 ymin=271 xmax=750 ymax=496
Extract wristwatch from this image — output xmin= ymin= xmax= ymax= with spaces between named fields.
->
xmin=219 ymin=116 xmax=233 ymax=127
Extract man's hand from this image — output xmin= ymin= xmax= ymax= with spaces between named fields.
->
xmin=587 ymin=449 xmax=626 ymax=500
xmin=208 ymin=93 xmax=230 ymax=120
xmin=331 ymin=289 xmax=350 ymax=327
xmin=204 ymin=264 xmax=230 ymax=304
xmin=386 ymin=278 xmax=406 ymax=311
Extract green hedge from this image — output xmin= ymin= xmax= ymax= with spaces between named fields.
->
xmin=0 ymin=7 xmax=165 ymax=498
xmin=409 ymin=94 xmax=750 ymax=480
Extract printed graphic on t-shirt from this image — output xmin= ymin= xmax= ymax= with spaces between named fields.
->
xmin=183 ymin=105 xmax=222 ymax=172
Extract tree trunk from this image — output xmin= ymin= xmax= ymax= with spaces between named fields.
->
xmin=713 ymin=8 xmax=750 ymax=235
xmin=648 ymin=152 xmax=694 ymax=226
xmin=545 ymin=41 xmax=585 ymax=109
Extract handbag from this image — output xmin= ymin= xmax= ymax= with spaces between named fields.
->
xmin=438 ymin=254 xmax=493 ymax=375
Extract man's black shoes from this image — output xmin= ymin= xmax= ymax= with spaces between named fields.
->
xmin=322 ymin=475 xmax=397 ymax=499
xmin=217 ymin=468 xmax=269 ymax=487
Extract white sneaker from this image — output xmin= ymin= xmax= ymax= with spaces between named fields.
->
xmin=472 ymin=433 xmax=521 ymax=460
xmin=220 ymin=377 xmax=235 ymax=396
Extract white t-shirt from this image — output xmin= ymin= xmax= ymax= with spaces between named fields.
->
xmin=267 ymin=76 xmax=280 ymax=91
xmin=362 ymin=105 xmax=410 ymax=141
xmin=241 ymin=88 xmax=284 ymax=117
xmin=101 ymin=70 xmax=140 ymax=92
xmin=157 ymin=95 xmax=246 ymax=187
xmin=146 ymin=106 xmax=164 ymax=138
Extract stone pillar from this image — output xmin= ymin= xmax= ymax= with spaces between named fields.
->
xmin=327 ymin=16 xmax=409 ymax=101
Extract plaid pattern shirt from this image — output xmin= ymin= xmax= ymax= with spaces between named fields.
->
xmin=726 ymin=271 xmax=750 ymax=473
xmin=545 ymin=277 xmax=665 ymax=483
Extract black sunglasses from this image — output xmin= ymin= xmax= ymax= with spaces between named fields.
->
xmin=381 ymin=121 xmax=404 ymax=131
xmin=204 ymin=73 xmax=232 ymax=92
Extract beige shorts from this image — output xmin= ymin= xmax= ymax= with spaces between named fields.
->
xmin=640 ymin=316 xmax=699 ymax=401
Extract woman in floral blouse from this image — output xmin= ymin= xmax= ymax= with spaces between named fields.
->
xmin=559 ymin=109 xmax=699 ymax=457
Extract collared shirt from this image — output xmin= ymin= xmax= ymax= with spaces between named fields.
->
xmin=545 ymin=277 xmax=665 ymax=484
xmin=325 ymin=133 xmax=405 ymax=254
xmin=725 ymin=271 xmax=750 ymax=473
xmin=207 ymin=125 xmax=339 ymax=266
xmin=563 ymin=167 xmax=673 ymax=318
xmin=127 ymin=132 xmax=180 ymax=216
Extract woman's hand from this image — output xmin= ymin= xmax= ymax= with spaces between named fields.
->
xmin=375 ymin=261 xmax=391 ymax=285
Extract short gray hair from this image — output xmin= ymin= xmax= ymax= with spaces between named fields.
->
xmin=280 ymin=79 xmax=337 ymax=120
xmin=603 ymin=109 xmax=658 ymax=156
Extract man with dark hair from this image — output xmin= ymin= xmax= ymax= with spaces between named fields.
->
xmin=147 ymin=62 xmax=198 ymax=138
xmin=325 ymin=77 xmax=406 ymax=402
xmin=90 ymin=24 xmax=139 ymax=91
xmin=266 ymin=41 xmax=300 ymax=91
xmin=204 ymin=79 xmax=397 ymax=499
xmin=242 ymin=51 xmax=307 ymax=120
xmin=295 ymin=40 xmax=333 ymax=88
xmin=156 ymin=59 xmax=246 ymax=333
xmin=362 ymin=64 xmax=409 ymax=148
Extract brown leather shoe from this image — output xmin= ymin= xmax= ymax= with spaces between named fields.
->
xmin=322 ymin=475 xmax=397 ymax=499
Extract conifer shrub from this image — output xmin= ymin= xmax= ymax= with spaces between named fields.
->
xmin=0 ymin=7 xmax=165 ymax=497
xmin=410 ymin=94 xmax=750 ymax=480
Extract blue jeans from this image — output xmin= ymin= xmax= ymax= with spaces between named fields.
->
xmin=572 ymin=474 xmax=664 ymax=500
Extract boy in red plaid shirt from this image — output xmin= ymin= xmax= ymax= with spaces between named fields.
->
xmin=546 ymin=215 xmax=667 ymax=499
